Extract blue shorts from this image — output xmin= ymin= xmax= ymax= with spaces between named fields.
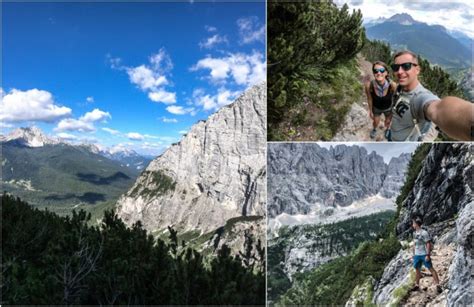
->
xmin=413 ymin=255 xmax=432 ymax=269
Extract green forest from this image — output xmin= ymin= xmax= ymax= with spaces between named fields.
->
xmin=1 ymin=193 xmax=265 ymax=305
xmin=268 ymin=210 xmax=395 ymax=303
xmin=267 ymin=0 xmax=467 ymax=141
xmin=275 ymin=144 xmax=432 ymax=306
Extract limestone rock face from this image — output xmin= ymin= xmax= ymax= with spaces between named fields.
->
xmin=268 ymin=143 xmax=393 ymax=218
xmin=380 ymin=153 xmax=411 ymax=198
xmin=372 ymin=248 xmax=413 ymax=305
xmin=116 ymin=83 xmax=266 ymax=235
xmin=447 ymin=200 xmax=472 ymax=305
xmin=396 ymin=144 xmax=472 ymax=239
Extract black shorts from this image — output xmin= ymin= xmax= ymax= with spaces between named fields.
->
xmin=372 ymin=106 xmax=392 ymax=117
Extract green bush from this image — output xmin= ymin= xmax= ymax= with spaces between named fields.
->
xmin=268 ymin=0 xmax=365 ymax=139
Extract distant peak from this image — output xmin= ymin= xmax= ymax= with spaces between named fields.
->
xmin=4 ymin=126 xmax=59 ymax=147
xmin=387 ymin=13 xmax=418 ymax=25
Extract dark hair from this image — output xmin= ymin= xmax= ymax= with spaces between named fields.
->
xmin=412 ymin=216 xmax=423 ymax=226
xmin=393 ymin=50 xmax=419 ymax=64
xmin=372 ymin=61 xmax=391 ymax=81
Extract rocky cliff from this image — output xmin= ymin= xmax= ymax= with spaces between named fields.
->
xmin=380 ymin=153 xmax=412 ymax=198
xmin=268 ymin=144 xmax=409 ymax=218
xmin=366 ymin=143 xmax=472 ymax=306
xmin=115 ymin=83 xmax=266 ymax=245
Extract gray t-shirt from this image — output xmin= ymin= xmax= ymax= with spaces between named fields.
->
xmin=391 ymin=83 xmax=439 ymax=141
xmin=414 ymin=229 xmax=431 ymax=255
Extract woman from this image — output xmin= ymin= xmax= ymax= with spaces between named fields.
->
xmin=365 ymin=61 xmax=397 ymax=140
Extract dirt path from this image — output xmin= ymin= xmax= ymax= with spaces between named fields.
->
xmin=332 ymin=100 xmax=389 ymax=141
xmin=402 ymin=244 xmax=455 ymax=307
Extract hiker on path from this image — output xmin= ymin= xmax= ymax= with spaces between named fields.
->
xmin=412 ymin=216 xmax=442 ymax=294
xmin=390 ymin=50 xmax=473 ymax=141
xmin=365 ymin=61 xmax=397 ymax=140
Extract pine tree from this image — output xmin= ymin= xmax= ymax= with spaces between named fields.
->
xmin=268 ymin=0 xmax=365 ymax=133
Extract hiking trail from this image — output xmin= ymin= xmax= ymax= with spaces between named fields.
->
xmin=402 ymin=243 xmax=455 ymax=307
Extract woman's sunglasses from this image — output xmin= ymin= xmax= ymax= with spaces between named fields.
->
xmin=372 ymin=68 xmax=386 ymax=74
xmin=391 ymin=62 xmax=418 ymax=72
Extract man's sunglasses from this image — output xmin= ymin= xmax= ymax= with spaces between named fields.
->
xmin=372 ymin=68 xmax=386 ymax=74
xmin=391 ymin=62 xmax=418 ymax=72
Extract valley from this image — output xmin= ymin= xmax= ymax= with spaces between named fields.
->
xmin=1 ymin=128 xmax=150 ymax=216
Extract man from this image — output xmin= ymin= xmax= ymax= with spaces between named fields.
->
xmin=412 ymin=216 xmax=442 ymax=293
xmin=390 ymin=50 xmax=473 ymax=141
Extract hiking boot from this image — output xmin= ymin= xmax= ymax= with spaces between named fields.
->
xmin=370 ymin=129 xmax=377 ymax=139
xmin=437 ymin=285 xmax=443 ymax=294
xmin=384 ymin=129 xmax=392 ymax=141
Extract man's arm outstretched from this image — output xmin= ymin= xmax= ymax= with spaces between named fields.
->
xmin=426 ymin=97 xmax=474 ymax=141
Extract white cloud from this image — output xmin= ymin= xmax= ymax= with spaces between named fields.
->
xmin=112 ymin=49 xmax=177 ymax=104
xmin=80 ymin=108 xmax=111 ymax=122
xmin=55 ymin=118 xmax=95 ymax=132
xmin=86 ymin=96 xmax=94 ymax=103
xmin=54 ymin=108 xmax=111 ymax=132
xmin=102 ymin=127 xmax=120 ymax=135
xmin=149 ymin=48 xmax=173 ymax=73
xmin=179 ymin=130 xmax=188 ymax=134
xmin=205 ymin=25 xmax=217 ymax=32
xmin=161 ymin=117 xmax=178 ymax=123
xmin=191 ymin=51 xmax=266 ymax=86
xmin=56 ymin=132 xmax=78 ymax=140
xmin=0 ymin=88 xmax=72 ymax=123
xmin=192 ymin=57 xmax=230 ymax=80
xmin=127 ymin=65 xmax=168 ymax=91
xmin=166 ymin=105 xmax=196 ymax=115
xmin=193 ymin=87 xmax=240 ymax=111
xmin=148 ymin=90 xmax=176 ymax=104
xmin=199 ymin=34 xmax=228 ymax=49
xmin=237 ymin=16 xmax=265 ymax=44
xmin=144 ymin=134 xmax=160 ymax=139
xmin=107 ymin=55 xmax=123 ymax=70
xmin=127 ymin=132 xmax=145 ymax=141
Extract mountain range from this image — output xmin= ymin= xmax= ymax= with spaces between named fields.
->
xmin=0 ymin=127 xmax=150 ymax=214
xmin=365 ymin=13 xmax=472 ymax=69
xmin=268 ymin=143 xmax=411 ymax=220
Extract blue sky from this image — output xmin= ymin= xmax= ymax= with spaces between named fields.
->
xmin=1 ymin=1 xmax=266 ymax=156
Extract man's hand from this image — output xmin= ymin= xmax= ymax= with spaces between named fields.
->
xmin=426 ymin=97 xmax=474 ymax=141
xmin=369 ymin=111 xmax=374 ymax=120
xmin=425 ymin=255 xmax=431 ymax=262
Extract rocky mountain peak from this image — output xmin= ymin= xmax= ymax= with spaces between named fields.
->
xmin=380 ymin=153 xmax=412 ymax=198
xmin=268 ymin=144 xmax=412 ymax=219
xmin=387 ymin=13 xmax=418 ymax=25
xmin=116 ymin=82 xmax=266 ymax=235
xmin=3 ymin=126 xmax=59 ymax=147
